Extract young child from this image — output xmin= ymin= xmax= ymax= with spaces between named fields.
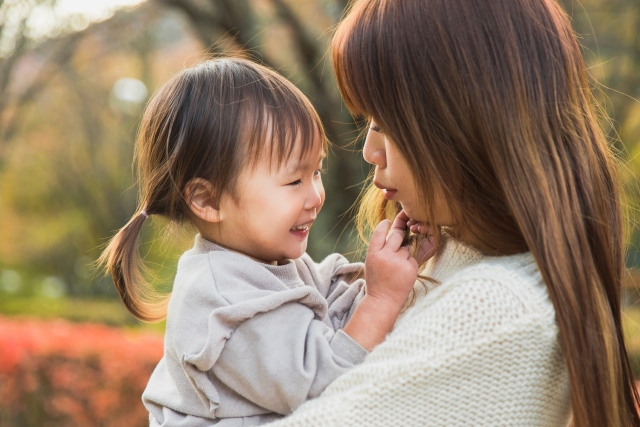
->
xmin=100 ymin=58 xmax=421 ymax=426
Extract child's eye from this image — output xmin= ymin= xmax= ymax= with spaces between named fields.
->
xmin=287 ymin=179 xmax=302 ymax=186
xmin=313 ymin=169 xmax=322 ymax=177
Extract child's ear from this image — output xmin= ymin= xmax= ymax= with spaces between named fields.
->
xmin=185 ymin=178 xmax=224 ymax=223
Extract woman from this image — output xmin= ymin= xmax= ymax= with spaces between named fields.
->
xmin=267 ymin=0 xmax=640 ymax=426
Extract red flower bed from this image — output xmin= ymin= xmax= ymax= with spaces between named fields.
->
xmin=0 ymin=316 xmax=163 ymax=427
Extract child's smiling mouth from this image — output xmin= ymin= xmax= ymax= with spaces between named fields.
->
xmin=290 ymin=221 xmax=314 ymax=238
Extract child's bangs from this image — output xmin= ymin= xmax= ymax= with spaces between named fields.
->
xmin=242 ymin=78 xmax=327 ymax=170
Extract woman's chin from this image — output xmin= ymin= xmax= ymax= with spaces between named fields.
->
xmin=400 ymin=205 xmax=422 ymax=222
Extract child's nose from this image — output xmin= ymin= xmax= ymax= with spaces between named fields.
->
xmin=304 ymin=181 xmax=324 ymax=211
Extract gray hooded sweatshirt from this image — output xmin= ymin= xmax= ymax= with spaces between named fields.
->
xmin=143 ymin=235 xmax=367 ymax=427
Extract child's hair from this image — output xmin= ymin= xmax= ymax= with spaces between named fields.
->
xmin=98 ymin=58 xmax=326 ymax=322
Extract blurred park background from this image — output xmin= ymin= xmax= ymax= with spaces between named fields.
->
xmin=0 ymin=0 xmax=639 ymax=425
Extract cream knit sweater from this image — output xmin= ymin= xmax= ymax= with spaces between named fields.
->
xmin=267 ymin=235 xmax=572 ymax=427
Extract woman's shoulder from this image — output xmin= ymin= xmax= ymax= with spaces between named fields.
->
xmin=422 ymin=234 xmax=553 ymax=317
xmin=448 ymin=253 xmax=550 ymax=314
xmin=389 ymin=236 xmax=558 ymax=354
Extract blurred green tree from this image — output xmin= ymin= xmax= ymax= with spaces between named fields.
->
xmin=0 ymin=0 xmax=638 ymax=301
xmin=0 ymin=3 xmax=186 ymax=297
xmin=558 ymin=0 xmax=640 ymax=266
xmin=0 ymin=1 xmax=367 ymax=299
xmin=0 ymin=0 xmax=84 ymax=166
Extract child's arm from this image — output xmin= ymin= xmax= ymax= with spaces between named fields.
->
xmin=176 ymin=214 xmax=431 ymax=417
xmin=303 ymin=212 xmax=432 ymax=334
xmin=209 ymin=302 xmax=368 ymax=415
xmin=343 ymin=217 xmax=427 ymax=351
xmin=296 ymin=253 xmax=365 ymax=331
xmin=206 ymin=217 xmax=428 ymax=414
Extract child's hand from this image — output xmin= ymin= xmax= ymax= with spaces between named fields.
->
xmin=404 ymin=215 xmax=437 ymax=265
xmin=364 ymin=218 xmax=419 ymax=307
xmin=343 ymin=211 xmax=438 ymax=351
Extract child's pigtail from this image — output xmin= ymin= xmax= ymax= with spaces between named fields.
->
xmin=98 ymin=209 xmax=168 ymax=322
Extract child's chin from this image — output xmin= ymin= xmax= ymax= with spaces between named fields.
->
xmin=283 ymin=245 xmax=307 ymax=260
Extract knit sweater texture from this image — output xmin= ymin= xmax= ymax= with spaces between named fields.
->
xmin=267 ymin=234 xmax=572 ymax=427
xmin=143 ymin=235 xmax=368 ymax=427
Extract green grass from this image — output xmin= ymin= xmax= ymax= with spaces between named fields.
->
xmin=0 ymin=296 xmax=165 ymax=333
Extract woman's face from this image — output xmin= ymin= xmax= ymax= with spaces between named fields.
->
xmin=364 ymin=121 xmax=453 ymax=225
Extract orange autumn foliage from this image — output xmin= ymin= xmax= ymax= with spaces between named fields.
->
xmin=0 ymin=316 xmax=163 ymax=427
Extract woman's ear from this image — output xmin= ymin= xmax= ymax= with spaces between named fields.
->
xmin=185 ymin=178 xmax=224 ymax=223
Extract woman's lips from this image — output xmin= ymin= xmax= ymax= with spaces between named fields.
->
xmin=383 ymin=189 xmax=397 ymax=200
xmin=374 ymin=181 xmax=397 ymax=200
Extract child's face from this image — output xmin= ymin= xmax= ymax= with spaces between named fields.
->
xmin=214 ymin=142 xmax=326 ymax=264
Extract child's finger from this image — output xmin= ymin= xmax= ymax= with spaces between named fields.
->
xmin=391 ymin=215 xmax=409 ymax=233
xmin=385 ymin=229 xmax=405 ymax=250
xmin=368 ymin=220 xmax=391 ymax=253
xmin=391 ymin=210 xmax=411 ymax=231
xmin=410 ymin=223 xmax=432 ymax=235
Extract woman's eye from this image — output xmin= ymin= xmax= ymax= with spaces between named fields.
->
xmin=288 ymin=179 xmax=302 ymax=186
xmin=370 ymin=124 xmax=383 ymax=134
xmin=313 ymin=169 xmax=322 ymax=177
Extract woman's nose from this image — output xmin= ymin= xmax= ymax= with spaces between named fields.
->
xmin=363 ymin=130 xmax=386 ymax=168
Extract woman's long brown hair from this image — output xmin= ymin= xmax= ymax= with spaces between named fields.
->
xmin=98 ymin=58 xmax=325 ymax=322
xmin=333 ymin=0 xmax=640 ymax=425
